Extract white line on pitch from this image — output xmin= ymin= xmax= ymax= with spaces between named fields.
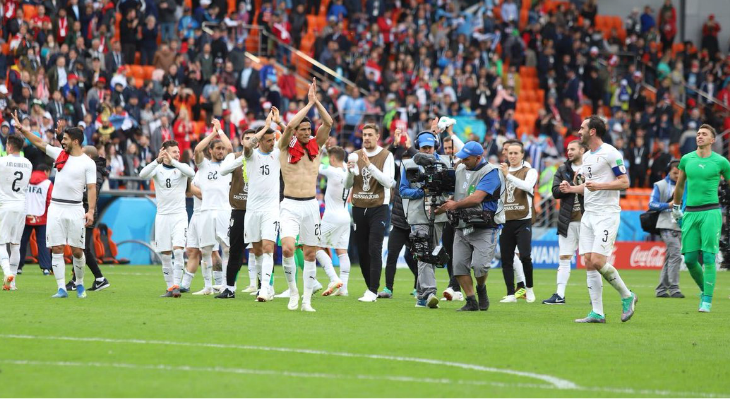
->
xmin=0 ymin=333 xmax=576 ymax=389
xmin=1 ymin=358 xmax=726 ymax=398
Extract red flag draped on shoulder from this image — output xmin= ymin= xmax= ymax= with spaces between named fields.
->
xmin=287 ymin=136 xmax=319 ymax=164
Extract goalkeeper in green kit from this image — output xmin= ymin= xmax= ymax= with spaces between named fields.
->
xmin=672 ymin=124 xmax=730 ymax=313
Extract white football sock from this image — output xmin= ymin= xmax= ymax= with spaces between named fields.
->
xmin=172 ymin=249 xmax=185 ymax=286
xmin=557 ymin=259 xmax=571 ymax=298
xmin=282 ymin=256 xmax=297 ymax=292
xmin=73 ymin=253 xmax=86 ymax=286
xmin=587 ymin=270 xmax=604 ymax=316
xmin=181 ymin=270 xmax=194 ymax=289
xmin=261 ymin=253 xmax=274 ymax=294
xmin=338 ymin=253 xmax=350 ymax=291
xmin=598 ymin=263 xmax=631 ymax=298
xmin=302 ymin=260 xmax=316 ymax=305
xmin=255 ymin=255 xmax=263 ymax=282
xmin=247 ymin=254 xmax=256 ymax=287
xmin=316 ymin=250 xmax=339 ymax=283
xmin=9 ymin=244 xmax=20 ymax=276
xmin=52 ymin=253 xmax=66 ymax=290
xmin=201 ymin=247 xmax=213 ymax=289
xmin=514 ymin=253 xmax=525 ymax=286
xmin=0 ymin=244 xmax=10 ymax=276
xmin=220 ymin=244 xmax=230 ymax=285
xmin=160 ymin=253 xmax=173 ymax=289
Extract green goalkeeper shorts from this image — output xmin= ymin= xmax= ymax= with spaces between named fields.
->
xmin=277 ymin=235 xmax=301 ymax=247
xmin=681 ymin=208 xmax=722 ymax=254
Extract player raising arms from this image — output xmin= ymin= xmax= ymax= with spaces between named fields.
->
xmin=563 ymin=116 xmax=637 ymax=323
xmin=193 ymin=119 xmax=233 ymax=295
xmin=13 ymin=111 xmax=97 ymax=298
xmin=222 ymin=110 xmax=281 ymax=303
xmin=672 ymin=124 xmax=730 ymax=313
xmin=139 ymin=140 xmax=195 ymax=297
xmin=0 ymin=134 xmax=32 ymax=291
xmin=316 ymin=146 xmax=351 ymax=296
xmin=277 ymin=78 xmax=333 ymax=312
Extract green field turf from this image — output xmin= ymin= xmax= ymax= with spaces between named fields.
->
xmin=2 ymin=265 xmax=729 ymax=397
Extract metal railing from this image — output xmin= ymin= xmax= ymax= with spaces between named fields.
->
xmin=243 ymin=24 xmax=369 ymax=97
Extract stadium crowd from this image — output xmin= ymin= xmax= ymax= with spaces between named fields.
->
xmin=0 ymin=0 xmax=729 ymax=189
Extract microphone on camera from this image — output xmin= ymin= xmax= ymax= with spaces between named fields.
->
xmin=413 ymin=152 xmax=438 ymax=167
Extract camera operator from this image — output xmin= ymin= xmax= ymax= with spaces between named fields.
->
xmin=399 ymin=131 xmax=452 ymax=309
xmin=437 ymin=141 xmax=504 ymax=312
xmin=500 ymin=142 xmax=538 ymax=303
xmin=439 ymin=118 xmax=466 ymax=302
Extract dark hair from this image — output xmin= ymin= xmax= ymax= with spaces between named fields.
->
xmin=501 ymin=139 xmax=520 ymax=152
xmin=35 ymin=163 xmax=51 ymax=172
xmin=296 ymin=117 xmax=312 ymax=130
xmin=6 ymin=135 xmax=24 ymax=152
xmin=699 ymin=123 xmax=717 ymax=138
xmin=64 ymin=126 xmax=85 ymax=146
xmin=442 ymin=136 xmax=453 ymax=144
xmin=507 ymin=141 xmax=525 ymax=153
xmin=208 ymin=139 xmax=222 ymax=150
xmin=162 ymin=140 xmax=179 ymax=150
xmin=328 ymin=146 xmax=346 ymax=162
xmin=568 ymin=139 xmax=588 ymax=151
xmin=586 ymin=116 xmax=607 ymax=139
xmin=241 ymin=128 xmax=256 ymax=137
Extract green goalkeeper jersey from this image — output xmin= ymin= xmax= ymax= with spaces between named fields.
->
xmin=678 ymin=151 xmax=730 ymax=207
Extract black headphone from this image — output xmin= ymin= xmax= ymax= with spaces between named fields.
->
xmin=666 ymin=159 xmax=680 ymax=174
xmin=413 ymin=131 xmax=440 ymax=151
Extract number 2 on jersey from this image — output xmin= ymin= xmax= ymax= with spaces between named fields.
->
xmin=11 ymin=171 xmax=23 ymax=192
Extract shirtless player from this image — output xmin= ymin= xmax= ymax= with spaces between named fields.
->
xmin=277 ymin=79 xmax=333 ymax=312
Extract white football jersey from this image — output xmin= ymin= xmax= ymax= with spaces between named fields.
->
xmin=192 ymin=172 xmax=202 ymax=214
xmin=45 ymin=146 xmax=96 ymax=203
xmin=579 ymin=143 xmax=626 ymax=214
xmin=197 ymin=159 xmax=232 ymax=211
xmin=148 ymin=164 xmax=189 ymax=215
xmin=0 ymin=155 xmax=33 ymax=208
xmin=245 ymin=148 xmax=281 ymax=213
xmin=319 ymin=164 xmax=350 ymax=221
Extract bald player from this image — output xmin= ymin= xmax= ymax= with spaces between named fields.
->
xmin=277 ymin=79 xmax=334 ymax=312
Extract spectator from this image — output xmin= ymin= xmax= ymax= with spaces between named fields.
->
xmin=106 ymin=142 xmax=125 ymax=189
xmin=157 ymin=0 xmax=176 ymax=42
xmin=140 ymin=16 xmax=159 ymax=66
xmin=640 ymin=6 xmax=656 ymax=34
xmin=701 ymin=14 xmax=721 ymax=57
xmin=120 ymin=8 xmax=140 ymax=65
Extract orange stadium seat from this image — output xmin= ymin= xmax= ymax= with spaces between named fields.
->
xmin=23 ymin=4 xmax=38 ymax=20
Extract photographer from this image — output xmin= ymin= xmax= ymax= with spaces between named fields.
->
xmin=399 ymin=131 xmax=452 ymax=309
xmin=650 ymin=160 xmax=683 ymax=298
xmin=500 ymin=142 xmax=537 ymax=303
xmin=437 ymin=141 xmax=504 ymax=311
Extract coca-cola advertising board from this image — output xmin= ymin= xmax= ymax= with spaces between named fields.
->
xmin=576 ymin=242 xmax=666 ymax=270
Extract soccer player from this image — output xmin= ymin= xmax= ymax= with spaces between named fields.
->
xmin=216 ymin=128 xmax=255 ymax=299
xmin=192 ymin=120 xmax=233 ymax=295
xmin=277 ymin=79 xmax=333 ymax=312
xmin=563 ymin=116 xmax=637 ymax=323
xmin=0 ymin=134 xmax=33 ymax=291
xmin=225 ymin=112 xmax=281 ymax=303
xmin=139 ymin=140 xmax=195 ymax=297
xmin=14 ymin=112 xmax=97 ymax=298
xmin=543 ymin=140 xmax=586 ymax=304
xmin=672 ymin=124 xmax=730 ymax=313
xmin=315 ymin=146 xmax=351 ymax=296
xmin=180 ymin=173 xmax=222 ymax=293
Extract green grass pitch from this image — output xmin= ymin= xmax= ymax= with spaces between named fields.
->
xmin=2 ymin=265 xmax=729 ymax=397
